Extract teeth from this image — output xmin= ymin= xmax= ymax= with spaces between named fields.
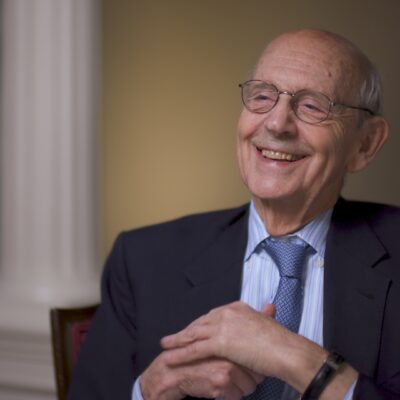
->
xmin=261 ymin=149 xmax=303 ymax=161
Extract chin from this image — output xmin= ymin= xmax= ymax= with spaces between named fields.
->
xmin=250 ymin=190 xmax=294 ymax=204
xmin=247 ymin=181 xmax=294 ymax=202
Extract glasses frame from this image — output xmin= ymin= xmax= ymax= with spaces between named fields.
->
xmin=239 ymin=80 xmax=374 ymax=124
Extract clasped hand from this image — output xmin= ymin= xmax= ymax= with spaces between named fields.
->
xmin=140 ymin=301 xmax=305 ymax=400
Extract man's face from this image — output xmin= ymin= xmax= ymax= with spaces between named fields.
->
xmin=237 ymin=33 xmax=367 ymax=216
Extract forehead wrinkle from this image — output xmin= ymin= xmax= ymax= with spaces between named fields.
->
xmin=255 ymin=52 xmax=339 ymax=97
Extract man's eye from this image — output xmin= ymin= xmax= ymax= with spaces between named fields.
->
xmin=298 ymin=99 xmax=326 ymax=114
xmin=251 ymin=92 xmax=275 ymax=102
xmin=304 ymin=103 xmax=323 ymax=112
xmin=254 ymin=94 xmax=270 ymax=101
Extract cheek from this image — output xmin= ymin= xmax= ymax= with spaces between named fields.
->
xmin=237 ymin=109 xmax=247 ymax=138
xmin=236 ymin=134 xmax=249 ymax=184
xmin=310 ymin=123 xmax=359 ymax=180
xmin=236 ymin=112 xmax=261 ymax=183
xmin=330 ymin=121 xmax=361 ymax=165
xmin=236 ymin=113 xmax=256 ymax=161
xmin=237 ymin=109 xmax=264 ymax=139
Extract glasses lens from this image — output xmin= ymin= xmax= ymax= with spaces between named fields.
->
xmin=294 ymin=91 xmax=331 ymax=123
xmin=242 ymin=81 xmax=278 ymax=113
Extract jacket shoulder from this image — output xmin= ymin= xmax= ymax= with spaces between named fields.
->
xmin=334 ymin=198 xmax=400 ymax=229
xmin=123 ymin=204 xmax=248 ymax=239
xmin=115 ymin=204 xmax=249 ymax=259
xmin=334 ymin=199 xmax=400 ymax=280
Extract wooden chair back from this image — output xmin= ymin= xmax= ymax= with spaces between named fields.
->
xmin=50 ymin=305 xmax=98 ymax=400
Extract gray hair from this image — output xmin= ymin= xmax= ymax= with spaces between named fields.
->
xmin=351 ymin=47 xmax=383 ymax=127
xmin=358 ymin=60 xmax=383 ymax=116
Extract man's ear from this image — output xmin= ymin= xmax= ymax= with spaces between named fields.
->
xmin=346 ymin=116 xmax=389 ymax=173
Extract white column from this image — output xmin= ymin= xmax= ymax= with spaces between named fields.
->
xmin=0 ymin=0 xmax=101 ymax=398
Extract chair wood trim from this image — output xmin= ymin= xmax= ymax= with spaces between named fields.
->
xmin=50 ymin=305 xmax=98 ymax=400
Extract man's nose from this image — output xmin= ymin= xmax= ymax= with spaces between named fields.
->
xmin=262 ymin=94 xmax=297 ymax=135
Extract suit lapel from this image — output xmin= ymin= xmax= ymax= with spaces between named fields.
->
xmin=324 ymin=199 xmax=391 ymax=377
xmin=165 ymin=206 xmax=249 ymax=334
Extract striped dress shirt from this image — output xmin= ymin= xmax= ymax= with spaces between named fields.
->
xmin=240 ymin=202 xmax=331 ymax=345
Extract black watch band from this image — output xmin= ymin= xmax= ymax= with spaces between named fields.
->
xmin=300 ymin=351 xmax=345 ymax=400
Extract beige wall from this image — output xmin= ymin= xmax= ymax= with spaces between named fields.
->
xmin=102 ymin=0 xmax=400 ymax=255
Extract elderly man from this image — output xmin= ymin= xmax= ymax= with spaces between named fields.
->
xmin=69 ymin=29 xmax=399 ymax=400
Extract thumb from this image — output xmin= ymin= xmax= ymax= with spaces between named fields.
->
xmin=261 ymin=303 xmax=276 ymax=318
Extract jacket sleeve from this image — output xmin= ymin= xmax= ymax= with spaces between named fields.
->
xmin=68 ymin=233 xmax=138 ymax=400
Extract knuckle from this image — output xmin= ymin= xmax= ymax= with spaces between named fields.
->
xmin=217 ymin=332 xmax=229 ymax=348
xmin=222 ymin=307 xmax=234 ymax=319
xmin=158 ymin=351 xmax=169 ymax=364
xmin=178 ymin=376 xmax=194 ymax=391
xmin=155 ymin=368 xmax=177 ymax=394
xmin=161 ymin=350 xmax=176 ymax=365
xmin=189 ymin=342 xmax=199 ymax=356
xmin=219 ymin=359 xmax=233 ymax=371
xmin=212 ymin=369 xmax=230 ymax=388
xmin=185 ymin=325 xmax=197 ymax=340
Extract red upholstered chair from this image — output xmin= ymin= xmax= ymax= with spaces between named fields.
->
xmin=50 ymin=305 xmax=98 ymax=400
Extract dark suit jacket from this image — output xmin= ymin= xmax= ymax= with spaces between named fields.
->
xmin=68 ymin=199 xmax=400 ymax=400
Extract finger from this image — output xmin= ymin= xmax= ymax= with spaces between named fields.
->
xmin=161 ymin=311 xmax=214 ymax=347
xmin=221 ymin=385 xmax=243 ymax=400
xmin=168 ymin=352 xmax=262 ymax=398
xmin=195 ymin=359 xmax=256 ymax=400
xmin=261 ymin=303 xmax=276 ymax=318
xmin=174 ymin=358 xmax=242 ymax=399
xmin=140 ymin=352 xmax=185 ymax=399
xmin=162 ymin=301 xmax=246 ymax=349
xmin=246 ymin=368 xmax=265 ymax=384
xmin=163 ymin=339 xmax=218 ymax=365
xmin=228 ymin=363 xmax=262 ymax=396
xmin=161 ymin=322 xmax=214 ymax=349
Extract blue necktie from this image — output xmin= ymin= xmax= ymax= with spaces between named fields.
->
xmin=245 ymin=237 xmax=309 ymax=400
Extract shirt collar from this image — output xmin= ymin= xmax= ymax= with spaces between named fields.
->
xmin=245 ymin=201 xmax=332 ymax=261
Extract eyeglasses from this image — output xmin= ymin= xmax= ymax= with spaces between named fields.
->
xmin=238 ymin=80 xmax=374 ymax=124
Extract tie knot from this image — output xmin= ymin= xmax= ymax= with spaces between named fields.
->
xmin=263 ymin=237 xmax=309 ymax=279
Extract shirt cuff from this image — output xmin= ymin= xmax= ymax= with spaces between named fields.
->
xmin=343 ymin=378 xmax=357 ymax=400
xmin=132 ymin=376 xmax=144 ymax=400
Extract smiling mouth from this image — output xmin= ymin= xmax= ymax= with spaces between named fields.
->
xmin=258 ymin=147 xmax=305 ymax=162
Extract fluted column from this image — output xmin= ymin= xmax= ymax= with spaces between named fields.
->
xmin=0 ymin=0 xmax=101 ymax=398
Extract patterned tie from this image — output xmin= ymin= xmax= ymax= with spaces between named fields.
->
xmin=245 ymin=237 xmax=309 ymax=400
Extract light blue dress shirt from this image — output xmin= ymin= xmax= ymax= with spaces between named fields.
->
xmin=132 ymin=203 xmax=356 ymax=399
